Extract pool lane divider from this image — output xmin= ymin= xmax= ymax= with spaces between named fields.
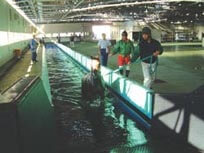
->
xmin=54 ymin=43 xmax=154 ymax=129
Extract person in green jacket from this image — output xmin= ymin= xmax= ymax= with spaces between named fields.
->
xmin=109 ymin=31 xmax=134 ymax=77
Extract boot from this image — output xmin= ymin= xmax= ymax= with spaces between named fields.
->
xmin=125 ymin=70 xmax=130 ymax=77
xmin=119 ymin=69 xmax=123 ymax=75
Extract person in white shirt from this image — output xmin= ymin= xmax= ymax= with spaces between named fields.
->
xmin=97 ymin=33 xmax=111 ymax=66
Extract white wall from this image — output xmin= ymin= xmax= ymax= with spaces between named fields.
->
xmin=194 ymin=24 xmax=204 ymax=40
xmin=111 ymin=21 xmax=143 ymax=41
xmin=39 ymin=23 xmax=92 ymax=34
xmin=111 ymin=21 xmax=162 ymax=42
xmin=40 ymin=22 xmax=163 ymax=42
xmin=151 ymin=29 xmax=162 ymax=42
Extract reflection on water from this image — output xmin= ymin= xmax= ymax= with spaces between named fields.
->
xmin=46 ymin=44 xmax=152 ymax=153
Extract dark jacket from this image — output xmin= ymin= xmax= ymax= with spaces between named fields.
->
xmin=138 ymin=39 xmax=163 ymax=63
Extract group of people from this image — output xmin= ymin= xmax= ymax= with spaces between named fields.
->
xmin=97 ymin=27 xmax=163 ymax=89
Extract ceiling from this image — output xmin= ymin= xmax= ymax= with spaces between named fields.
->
xmin=13 ymin=0 xmax=204 ymax=24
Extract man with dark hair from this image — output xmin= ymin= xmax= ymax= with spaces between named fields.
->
xmin=138 ymin=27 xmax=163 ymax=88
xmin=109 ymin=31 xmax=134 ymax=77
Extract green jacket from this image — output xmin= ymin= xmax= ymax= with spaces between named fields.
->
xmin=112 ymin=40 xmax=134 ymax=56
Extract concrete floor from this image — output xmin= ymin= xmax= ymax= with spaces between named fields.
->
xmin=67 ymin=42 xmax=204 ymax=94
xmin=0 ymin=46 xmax=42 ymax=92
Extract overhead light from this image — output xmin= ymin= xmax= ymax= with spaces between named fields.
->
xmin=186 ymin=13 xmax=189 ymax=16
xmin=202 ymin=12 xmax=204 ymax=15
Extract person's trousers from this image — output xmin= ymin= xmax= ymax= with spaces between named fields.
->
xmin=141 ymin=61 xmax=157 ymax=88
xmin=31 ymin=52 xmax=37 ymax=61
xmin=118 ymin=55 xmax=130 ymax=77
xmin=100 ymin=49 xmax=108 ymax=66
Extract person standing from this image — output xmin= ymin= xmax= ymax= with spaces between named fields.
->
xmin=138 ymin=27 xmax=163 ymax=88
xmin=30 ymin=34 xmax=39 ymax=63
xmin=70 ymin=34 xmax=75 ymax=47
xmin=109 ymin=31 xmax=134 ymax=77
xmin=98 ymin=33 xmax=111 ymax=66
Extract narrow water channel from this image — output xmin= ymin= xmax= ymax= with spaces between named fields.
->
xmin=45 ymin=44 xmax=156 ymax=153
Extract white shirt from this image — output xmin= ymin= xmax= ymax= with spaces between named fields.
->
xmin=98 ymin=39 xmax=111 ymax=53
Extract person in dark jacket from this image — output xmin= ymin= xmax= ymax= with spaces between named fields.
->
xmin=138 ymin=27 xmax=163 ymax=88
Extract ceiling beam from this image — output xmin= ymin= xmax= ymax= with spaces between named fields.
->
xmin=60 ymin=0 xmax=84 ymax=20
xmin=68 ymin=0 xmax=203 ymax=13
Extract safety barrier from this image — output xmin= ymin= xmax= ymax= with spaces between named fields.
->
xmin=41 ymin=46 xmax=52 ymax=104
